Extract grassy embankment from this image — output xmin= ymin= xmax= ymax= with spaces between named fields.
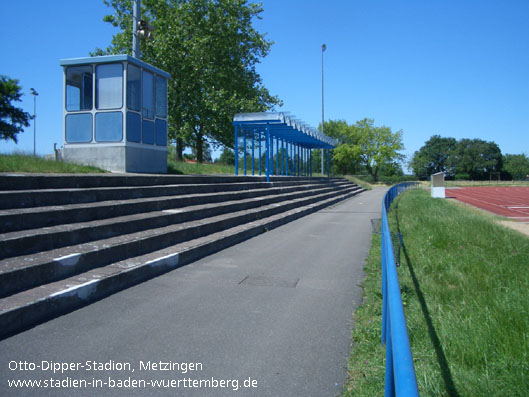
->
xmin=2 ymin=153 xmax=369 ymax=178
xmin=0 ymin=153 xmax=106 ymax=173
xmin=344 ymin=188 xmax=529 ymax=396
xmin=0 ymin=153 xmax=237 ymax=175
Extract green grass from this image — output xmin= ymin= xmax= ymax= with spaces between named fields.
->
xmin=0 ymin=153 xmax=106 ymax=173
xmin=167 ymin=159 xmax=237 ymax=175
xmin=344 ymin=189 xmax=529 ymax=396
xmin=344 ymin=175 xmax=373 ymax=190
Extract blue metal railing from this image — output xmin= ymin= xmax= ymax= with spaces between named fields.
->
xmin=381 ymin=183 xmax=419 ymax=397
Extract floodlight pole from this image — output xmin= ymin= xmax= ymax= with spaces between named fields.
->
xmin=132 ymin=0 xmax=141 ymax=58
xmin=321 ymin=43 xmax=326 ymax=176
xmin=30 ymin=88 xmax=38 ymax=156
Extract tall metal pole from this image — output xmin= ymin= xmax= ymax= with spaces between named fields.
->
xmin=321 ymin=43 xmax=326 ymax=175
xmin=30 ymin=88 xmax=38 ymax=156
xmin=132 ymin=0 xmax=141 ymax=58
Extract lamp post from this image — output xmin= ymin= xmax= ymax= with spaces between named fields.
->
xmin=30 ymin=88 xmax=38 ymax=156
xmin=132 ymin=0 xmax=141 ymax=58
xmin=321 ymin=43 xmax=326 ymax=175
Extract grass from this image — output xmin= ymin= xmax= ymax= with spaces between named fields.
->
xmin=167 ymin=159 xmax=237 ymax=175
xmin=344 ymin=175 xmax=373 ymax=190
xmin=344 ymin=189 xmax=529 ymax=396
xmin=0 ymin=153 xmax=106 ymax=173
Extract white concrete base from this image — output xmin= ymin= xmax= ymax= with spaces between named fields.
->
xmin=431 ymin=186 xmax=445 ymax=198
xmin=63 ymin=144 xmax=167 ymax=174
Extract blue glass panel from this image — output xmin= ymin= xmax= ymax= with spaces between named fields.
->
xmin=66 ymin=66 xmax=92 ymax=111
xmin=66 ymin=113 xmax=92 ymax=143
xmin=127 ymin=64 xmax=141 ymax=111
xmin=96 ymin=63 xmax=123 ymax=110
xmin=142 ymin=120 xmax=154 ymax=145
xmin=95 ymin=112 xmax=123 ymax=142
xmin=142 ymin=71 xmax=154 ymax=119
xmin=126 ymin=112 xmax=141 ymax=143
xmin=155 ymin=76 xmax=167 ymax=118
xmin=155 ymin=119 xmax=167 ymax=146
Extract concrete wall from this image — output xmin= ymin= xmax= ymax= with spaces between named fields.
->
xmin=63 ymin=145 xmax=167 ymax=174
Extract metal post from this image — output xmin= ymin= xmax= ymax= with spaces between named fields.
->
xmin=252 ymin=132 xmax=255 ymax=176
xmin=30 ymin=88 xmax=38 ymax=156
xmin=327 ymin=148 xmax=330 ymax=178
xmin=132 ymin=0 xmax=141 ymax=58
xmin=266 ymin=123 xmax=270 ymax=182
xmin=310 ymin=149 xmax=312 ymax=177
xmin=286 ymin=142 xmax=290 ymax=176
xmin=276 ymin=138 xmax=279 ymax=175
xmin=243 ymin=132 xmax=247 ymax=176
xmin=321 ymin=149 xmax=325 ymax=175
xmin=302 ymin=147 xmax=305 ymax=176
xmin=281 ymin=139 xmax=284 ymax=176
xmin=321 ymin=43 xmax=326 ymax=174
xmin=259 ymin=131 xmax=262 ymax=176
xmin=234 ymin=124 xmax=238 ymax=175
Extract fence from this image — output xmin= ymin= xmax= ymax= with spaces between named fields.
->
xmin=381 ymin=183 xmax=419 ymax=397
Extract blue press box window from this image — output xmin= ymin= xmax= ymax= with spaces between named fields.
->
xmin=127 ymin=112 xmax=141 ymax=143
xmin=142 ymin=71 xmax=155 ymax=119
xmin=155 ymin=119 xmax=167 ymax=146
xmin=66 ymin=113 xmax=92 ymax=143
xmin=142 ymin=120 xmax=155 ymax=144
xmin=66 ymin=66 xmax=93 ymax=111
xmin=155 ymin=76 xmax=167 ymax=118
xmin=127 ymin=64 xmax=141 ymax=112
xmin=96 ymin=63 xmax=123 ymax=110
xmin=95 ymin=112 xmax=123 ymax=142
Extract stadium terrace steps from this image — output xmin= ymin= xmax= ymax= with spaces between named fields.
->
xmin=0 ymin=174 xmax=364 ymax=338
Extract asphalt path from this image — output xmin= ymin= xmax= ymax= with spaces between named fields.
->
xmin=0 ymin=187 xmax=386 ymax=397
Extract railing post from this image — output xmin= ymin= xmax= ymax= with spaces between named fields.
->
xmin=234 ymin=124 xmax=238 ymax=175
xmin=252 ymin=132 xmax=255 ymax=176
xmin=265 ymin=123 xmax=270 ymax=182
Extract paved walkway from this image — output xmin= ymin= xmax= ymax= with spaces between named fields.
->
xmin=0 ymin=188 xmax=386 ymax=396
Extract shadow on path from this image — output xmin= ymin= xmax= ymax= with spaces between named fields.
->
xmin=393 ymin=201 xmax=460 ymax=397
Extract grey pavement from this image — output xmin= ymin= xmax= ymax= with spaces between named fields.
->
xmin=0 ymin=187 xmax=386 ymax=397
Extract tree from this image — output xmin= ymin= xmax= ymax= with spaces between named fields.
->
xmin=352 ymin=118 xmax=404 ymax=181
xmin=327 ymin=118 xmax=404 ymax=181
xmin=0 ymin=76 xmax=31 ymax=143
xmin=96 ymin=0 xmax=281 ymax=162
xmin=453 ymin=138 xmax=502 ymax=180
xmin=216 ymin=147 xmax=235 ymax=165
xmin=503 ymin=154 xmax=529 ymax=180
xmin=410 ymin=135 xmax=458 ymax=179
xmin=321 ymin=119 xmax=362 ymax=175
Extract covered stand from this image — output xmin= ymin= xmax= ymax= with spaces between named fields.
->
xmin=233 ymin=112 xmax=337 ymax=182
xmin=60 ymin=55 xmax=170 ymax=173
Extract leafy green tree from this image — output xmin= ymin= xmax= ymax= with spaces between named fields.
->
xmin=216 ymin=147 xmax=235 ymax=165
xmin=327 ymin=118 xmax=404 ymax=180
xmin=0 ymin=76 xmax=31 ymax=143
xmin=321 ymin=119 xmax=361 ymax=175
xmin=453 ymin=138 xmax=502 ymax=180
xmin=503 ymin=154 xmax=529 ymax=180
xmin=352 ymin=118 xmax=404 ymax=181
xmin=96 ymin=0 xmax=281 ymax=162
xmin=410 ymin=135 xmax=457 ymax=179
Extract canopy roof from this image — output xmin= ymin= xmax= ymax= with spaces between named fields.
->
xmin=233 ymin=112 xmax=337 ymax=149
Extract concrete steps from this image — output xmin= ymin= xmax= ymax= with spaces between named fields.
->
xmin=0 ymin=174 xmax=364 ymax=338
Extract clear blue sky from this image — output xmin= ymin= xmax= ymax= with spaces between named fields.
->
xmin=2 ymin=0 xmax=528 ymax=167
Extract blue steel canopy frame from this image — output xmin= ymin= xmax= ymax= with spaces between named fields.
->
xmin=233 ymin=112 xmax=337 ymax=182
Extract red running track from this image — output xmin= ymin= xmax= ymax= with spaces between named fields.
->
xmin=447 ymin=187 xmax=529 ymax=222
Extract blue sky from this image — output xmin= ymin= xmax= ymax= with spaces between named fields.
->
xmin=2 ymin=0 xmax=528 ymax=167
